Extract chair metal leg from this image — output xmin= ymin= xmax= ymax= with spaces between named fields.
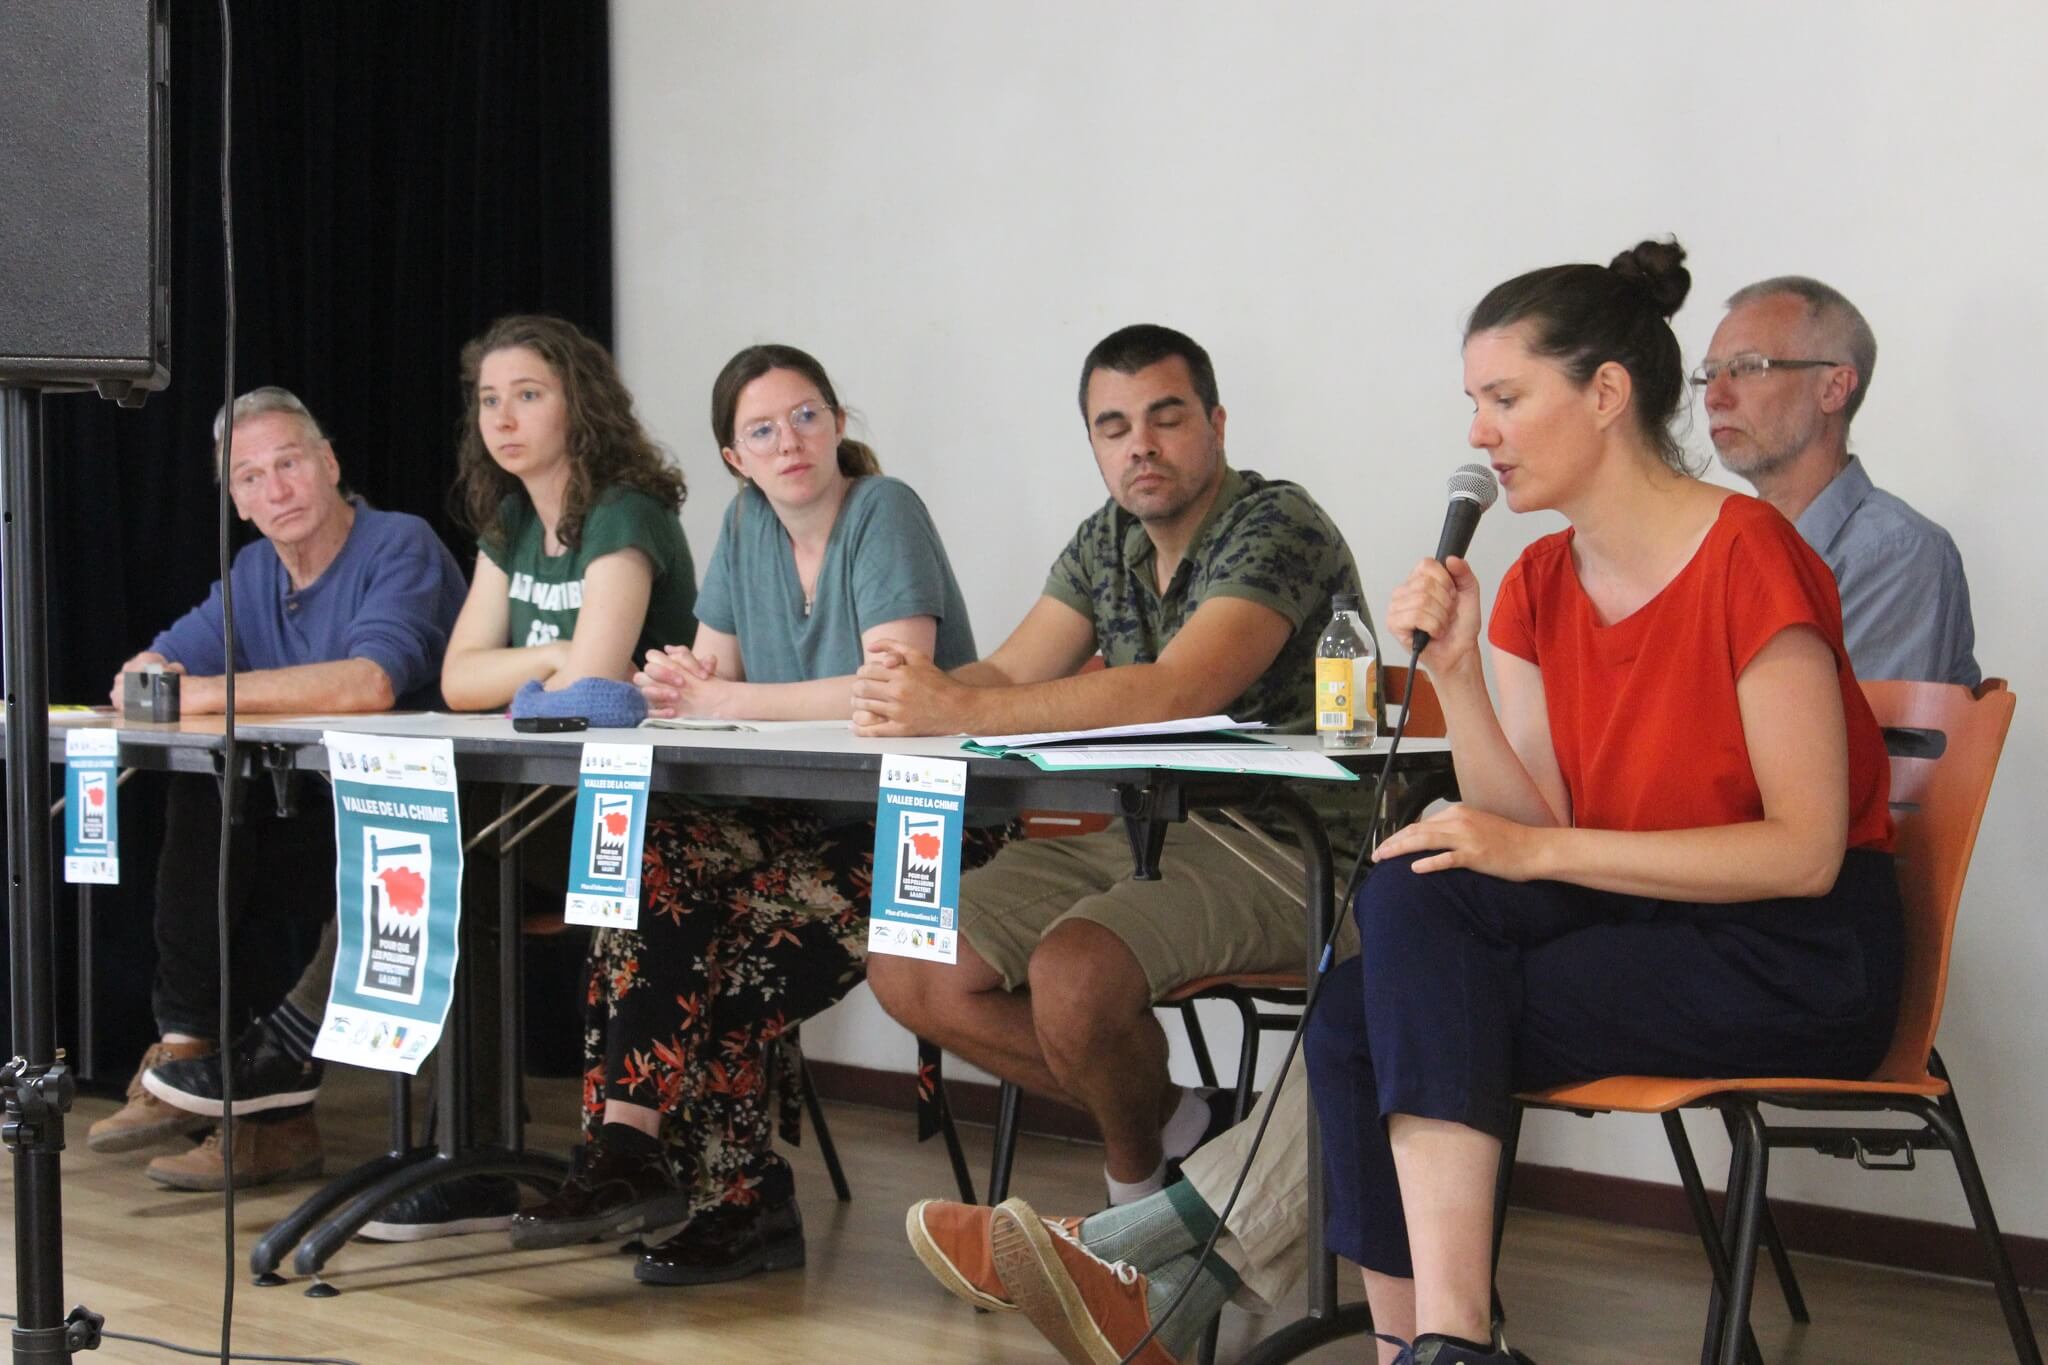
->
xmin=1195 ymin=993 xmax=1266 ymax=1365
xmin=1179 ymin=999 xmax=1220 ymax=1090
xmin=1698 ymin=1109 xmax=1766 ymax=1365
xmin=930 ymin=1070 xmax=977 ymax=1206
xmin=1717 ymin=1108 xmax=1809 ymax=1324
xmin=1661 ymin=1113 xmax=1764 ymax=1365
xmin=1715 ymin=1104 xmax=1771 ymax=1365
xmin=1491 ymin=1105 xmax=1524 ymax=1279
xmin=1229 ymin=995 xmax=1260 ymax=1122
xmin=1918 ymin=1091 xmax=2043 ymax=1365
xmin=799 ymin=1055 xmax=852 ymax=1203
xmin=1489 ymin=1103 xmax=1524 ymax=1336
xmin=989 ymin=1081 xmax=1022 ymax=1206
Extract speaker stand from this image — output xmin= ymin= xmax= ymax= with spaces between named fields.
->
xmin=0 ymin=385 xmax=103 ymax=1362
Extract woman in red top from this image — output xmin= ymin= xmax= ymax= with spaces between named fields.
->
xmin=1305 ymin=239 xmax=1903 ymax=1365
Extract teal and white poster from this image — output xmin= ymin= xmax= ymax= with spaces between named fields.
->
xmin=563 ymin=742 xmax=653 ymax=929
xmin=62 ymin=728 xmax=120 ymax=884
xmin=868 ymin=753 xmax=966 ymax=964
xmin=315 ymin=732 xmax=462 ymax=1074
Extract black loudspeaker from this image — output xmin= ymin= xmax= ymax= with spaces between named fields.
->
xmin=0 ymin=0 xmax=170 ymax=402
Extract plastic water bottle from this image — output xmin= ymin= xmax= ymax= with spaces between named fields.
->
xmin=1315 ymin=592 xmax=1377 ymax=750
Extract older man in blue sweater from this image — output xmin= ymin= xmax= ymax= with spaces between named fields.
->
xmin=89 ymin=387 xmax=467 ymax=1203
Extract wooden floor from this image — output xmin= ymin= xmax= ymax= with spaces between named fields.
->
xmin=14 ymin=1066 xmax=2042 ymax=1363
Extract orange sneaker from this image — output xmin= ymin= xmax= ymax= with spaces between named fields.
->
xmin=906 ymin=1198 xmax=1085 ymax=1313
xmin=991 ymin=1196 xmax=1175 ymax=1365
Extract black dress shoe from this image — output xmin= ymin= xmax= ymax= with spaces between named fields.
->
xmin=509 ymin=1126 xmax=691 ymax=1251
xmin=635 ymin=1197 xmax=805 ymax=1285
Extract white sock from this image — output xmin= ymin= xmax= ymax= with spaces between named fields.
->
xmin=1104 ymin=1157 xmax=1168 ymax=1206
xmin=1159 ymin=1085 xmax=1213 ymax=1160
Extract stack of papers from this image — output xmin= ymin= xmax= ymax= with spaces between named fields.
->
xmin=962 ymin=715 xmax=1355 ymax=782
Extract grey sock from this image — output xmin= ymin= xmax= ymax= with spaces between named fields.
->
xmin=1078 ymin=1188 xmax=1200 ymax=1269
xmin=1144 ymin=1251 xmax=1234 ymax=1358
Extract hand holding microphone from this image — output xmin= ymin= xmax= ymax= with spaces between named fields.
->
xmin=1389 ymin=464 xmax=1499 ymax=666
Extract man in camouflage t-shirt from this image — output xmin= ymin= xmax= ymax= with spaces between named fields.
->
xmin=855 ymin=324 xmax=1370 ymax=1207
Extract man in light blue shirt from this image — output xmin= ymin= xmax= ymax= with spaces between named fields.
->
xmin=1700 ymin=276 xmax=1979 ymax=687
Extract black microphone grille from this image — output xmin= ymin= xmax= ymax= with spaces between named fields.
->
xmin=1446 ymin=463 xmax=1499 ymax=510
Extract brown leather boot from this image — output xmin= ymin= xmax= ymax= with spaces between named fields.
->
xmin=86 ymin=1040 xmax=215 ymax=1154
xmin=144 ymin=1108 xmax=322 ymax=1191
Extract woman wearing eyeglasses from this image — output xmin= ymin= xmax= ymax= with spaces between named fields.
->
xmin=1306 ymin=240 xmax=1902 ymax=1364
xmin=511 ymin=343 xmax=1000 ymax=1287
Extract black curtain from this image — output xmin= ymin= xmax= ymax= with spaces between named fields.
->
xmin=11 ymin=0 xmax=615 ymax=1068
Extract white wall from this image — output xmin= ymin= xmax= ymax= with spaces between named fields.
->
xmin=612 ymin=2 xmax=2048 ymax=1237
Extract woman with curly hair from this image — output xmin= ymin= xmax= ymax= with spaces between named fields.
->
xmin=441 ymin=313 xmax=696 ymax=709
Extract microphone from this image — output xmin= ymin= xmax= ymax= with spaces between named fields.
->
xmin=1414 ymin=463 xmax=1500 ymax=653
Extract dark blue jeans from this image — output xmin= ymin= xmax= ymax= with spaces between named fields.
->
xmin=1304 ymin=850 xmax=1902 ymax=1275
xmin=152 ymin=774 xmax=336 ymax=1039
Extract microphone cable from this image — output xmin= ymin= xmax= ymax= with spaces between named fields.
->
xmin=214 ymin=1 xmax=241 ymax=1357
xmin=1117 ymin=658 xmax=1428 ymax=1363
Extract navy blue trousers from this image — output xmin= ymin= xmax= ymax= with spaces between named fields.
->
xmin=1304 ymin=850 xmax=1903 ymax=1276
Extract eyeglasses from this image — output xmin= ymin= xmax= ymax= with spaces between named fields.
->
xmin=1688 ymin=353 xmax=1845 ymax=387
xmin=734 ymin=400 xmax=832 ymax=456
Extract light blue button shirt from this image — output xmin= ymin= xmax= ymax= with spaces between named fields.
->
xmin=1795 ymin=458 xmax=1980 ymax=687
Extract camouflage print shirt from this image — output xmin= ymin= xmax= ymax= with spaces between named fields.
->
xmin=1043 ymin=466 xmax=1379 ymax=853
xmin=1044 ymin=465 xmax=1370 ymax=731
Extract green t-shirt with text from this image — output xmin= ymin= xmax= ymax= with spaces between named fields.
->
xmin=481 ymin=486 xmax=697 ymax=666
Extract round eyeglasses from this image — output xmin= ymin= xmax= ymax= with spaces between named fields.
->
xmin=736 ymin=400 xmax=832 ymax=456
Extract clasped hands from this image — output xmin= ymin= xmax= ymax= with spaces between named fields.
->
xmin=634 ymin=644 xmax=737 ymax=719
xmin=851 ymin=640 xmax=964 ymax=736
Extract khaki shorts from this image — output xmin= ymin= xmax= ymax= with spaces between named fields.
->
xmin=960 ymin=821 xmax=1355 ymax=999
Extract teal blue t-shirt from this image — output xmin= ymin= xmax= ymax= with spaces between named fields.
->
xmin=694 ymin=475 xmax=975 ymax=680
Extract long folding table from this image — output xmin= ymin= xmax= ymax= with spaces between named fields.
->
xmin=35 ymin=711 xmax=1452 ymax=1356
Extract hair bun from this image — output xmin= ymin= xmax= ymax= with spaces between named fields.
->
xmin=1608 ymin=238 xmax=1691 ymax=319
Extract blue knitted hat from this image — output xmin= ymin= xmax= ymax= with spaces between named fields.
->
xmin=509 ymin=677 xmax=648 ymax=729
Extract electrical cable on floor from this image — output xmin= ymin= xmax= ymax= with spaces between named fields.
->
xmin=213 ymin=4 xmax=242 ymax=1361
xmin=0 ymin=1312 xmax=362 ymax=1365
xmin=1117 ymin=660 xmax=1427 ymax=1364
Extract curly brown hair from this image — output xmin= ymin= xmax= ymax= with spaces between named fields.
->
xmin=452 ymin=314 xmax=685 ymax=552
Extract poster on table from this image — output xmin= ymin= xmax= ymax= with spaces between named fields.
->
xmin=562 ymin=743 xmax=653 ymax=929
xmin=868 ymin=753 xmax=966 ymax=964
xmin=314 ymin=732 xmax=462 ymax=1074
xmin=62 ymin=728 xmax=120 ymax=884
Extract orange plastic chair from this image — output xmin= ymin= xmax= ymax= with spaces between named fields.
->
xmin=1498 ymin=679 xmax=2036 ymax=1365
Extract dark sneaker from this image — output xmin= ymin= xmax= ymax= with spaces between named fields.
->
xmin=357 ymin=1175 xmax=522 ymax=1243
xmin=635 ymin=1198 xmax=805 ymax=1285
xmin=1382 ymin=1332 xmax=1538 ymax=1364
xmin=142 ymin=1018 xmax=322 ymax=1117
xmin=144 ymin=1108 xmax=323 ymax=1191
xmin=508 ymin=1127 xmax=690 ymax=1251
xmin=87 ymin=1040 xmax=215 ymax=1153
